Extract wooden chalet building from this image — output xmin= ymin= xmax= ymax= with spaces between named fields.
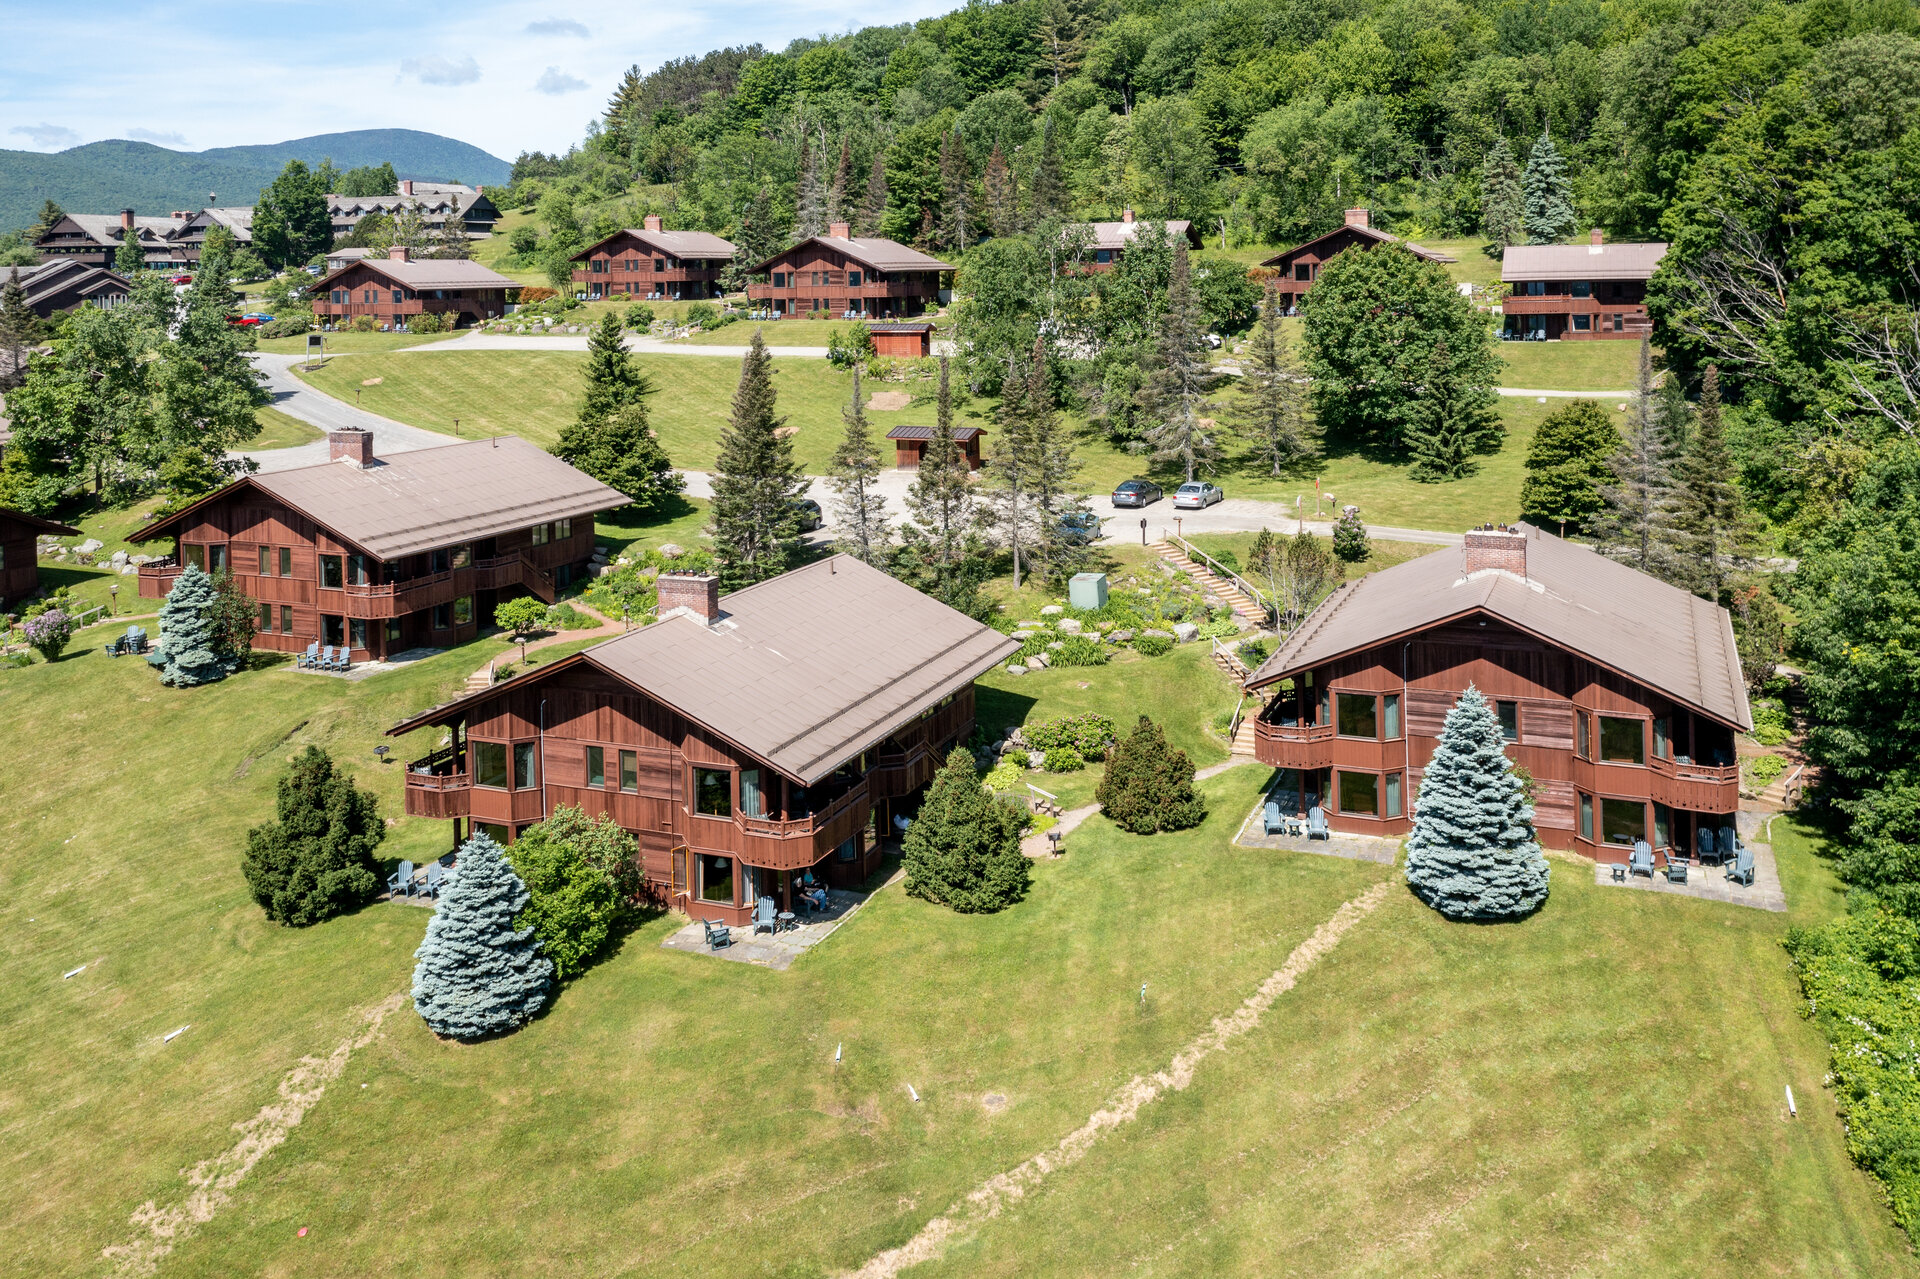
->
xmin=884 ymin=425 xmax=983 ymax=470
xmin=326 ymin=181 xmax=499 ymax=240
xmin=1502 ymin=232 xmax=1667 ymax=340
xmin=1260 ymin=208 xmax=1456 ymax=313
xmin=33 ymin=209 xmax=192 ymax=270
xmin=1074 ymin=209 xmax=1204 ymax=270
xmin=5 ymin=259 xmax=132 ymax=318
xmin=1 ymin=507 xmax=81 ymax=608
xmin=1246 ymin=524 xmax=1750 ymax=866
xmin=308 ymin=247 xmax=516 ymax=329
xmin=165 ymin=207 xmax=255 ymax=264
xmin=747 ymin=223 xmax=951 ymax=319
xmin=570 ymin=215 xmax=734 ymax=300
xmin=133 ymin=429 xmax=627 ymax=664
xmin=387 ymin=555 xmax=1017 ymax=925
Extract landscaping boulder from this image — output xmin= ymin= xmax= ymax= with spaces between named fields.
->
xmin=1142 ymin=628 xmax=1175 ymax=642
xmin=1028 ymin=750 xmax=1048 ymax=769
xmin=1027 ymin=652 xmax=1050 ymax=669
xmin=1172 ymin=621 xmax=1200 ymax=643
xmin=1110 ymin=629 xmax=1135 ymax=643
xmin=658 ymin=543 xmax=686 ymax=559
xmin=109 ymin=550 xmax=128 ymax=567
xmin=1040 ymin=604 xmax=1063 ymax=616
xmin=77 ymin=538 xmax=103 ymax=554
xmin=1057 ymin=618 xmax=1083 ymax=634
xmin=1006 ymin=664 xmax=1027 ymax=676
xmin=1046 ymin=641 xmax=1064 ymax=651
xmin=1011 ymin=630 xmax=1035 ymax=641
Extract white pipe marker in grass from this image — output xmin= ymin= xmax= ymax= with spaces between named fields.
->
xmin=163 ymin=1025 xmax=189 ymax=1043
xmin=64 ymin=964 xmax=86 ymax=979
xmin=1786 ymin=1085 xmax=1797 ymax=1117
xmin=835 ymin=1043 xmax=842 ymax=1065
xmin=1140 ymin=982 xmax=1147 ymax=1004
xmin=907 ymin=1084 xmax=920 ymax=1102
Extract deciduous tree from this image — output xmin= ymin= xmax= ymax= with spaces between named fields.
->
xmin=253 ymin=160 xmax=332 ymax=269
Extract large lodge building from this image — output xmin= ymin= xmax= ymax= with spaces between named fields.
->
xmin=387 ymin=556 xmax=1017 ymax=925
xmin=134 ymin=430 xmax=626 ymax=665
xmin=1247 ymin=524 xmax=1750 ymax=866
xmin=308 ymin=246 xmax=517 ymax=329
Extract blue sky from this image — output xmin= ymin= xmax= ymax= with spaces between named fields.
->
xmin=2 ymin=0 xmax=953 ymax=161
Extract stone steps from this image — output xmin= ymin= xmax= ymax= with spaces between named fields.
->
xmin=1149 ymin=542 xmax=1267 ymax=624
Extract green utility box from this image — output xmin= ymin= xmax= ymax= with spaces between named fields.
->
xmin=1068 ymin=572 xmax=1108 ymax=611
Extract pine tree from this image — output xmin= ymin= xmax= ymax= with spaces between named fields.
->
xmin=241 ymin=746 xmax=384 ymax=926
xmin=1403 ymin=686 xmax=1550 ymax=921
xmin=1522 ymin=133 xmax=1577 ymax=245
xmin=1228 ymin=282 xmax=1314 ymax=476
xmin=1479 ymin=137 xmax=1526 ymax=256
xmin=412 ymin=831 xmax=554 ymax=1040
xmin=829 ymin=365 xmax=891 ymax=566
xmin=1140 ymin=241 xmax=1221 ymax=481
xmin=709 ymin=330 xmax=808 ymax=588
xmin=155 ymin=564 xmax=235 ymax=686
xmin=794 ymin=134 xmax=827 ymax=240
xmin=1594 ymin=341 xmax=1680 ymax=578
xmin=576 ymin=312 xmax=655 ymax=428
xmin=605 ymin=64 xmax=646 ymax=124
xmin=1405 ymin=338 xmax=1505 ymax=481
xmin=552 ymin=402 xmax=684 ymax=516
xmin=115 ymin=226 xmax=145 ymax=275
xmin=905 ymin=356 xmax=977 ymax=578
xmin=859 ymin=153 xmax=889 ymax=237
xmin=983 ymin=346 xmax=1034 ymax=589
xmin=438 ymin=196 xmax=471 ymax=259
xmin=1023 ymin=335 xmax=1088 ymax=587
xmin=1670 ymin=364 xmax=1748 ymax=599
xmin=1096 ymin=716 xmax=1207 ymax=835
xmin=1035 ymin=0 xmax=1088 ymax=88
xmin=31 ymin=199 xmax=65 ymax=240
xmin=1029 ymin=116 xmax=1067 ymax=225
xmin=939 ymin=130 xmax=974 ymax=253
xmin=1519 ymin=398 xmax=1620 ymax=534
xmin=0 ymin=267 xmax=41 ymax=390
xmin=827 ymin=139 xmax=852 ymax=226
xmin=901 ymin=749 xmax=1030 ymax=912
xmin=983 ymin=145 xmax=1019 ymax=238
xmin=1332 ymin=507 xmax=1370 ymax=562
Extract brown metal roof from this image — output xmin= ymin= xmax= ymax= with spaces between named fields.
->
xmin=868 ymin=323 xmax=935 ymax=334
xmin=1260 ymin=224 xmax=1456 ymax=267
xmin=388 ymin=554 xmax=1019 ymax=783
xmin=1245 ymin=525 xmax=1751 ymax=729
xmin=884 ymin=425 xmax=984 ymax=441
xmin=0 ymin=505 xmax=82 ymax=537
xmin=134 ymin=436 xmax=629 ymax=560
xmin=308 ymin=257 xmax=518 ymax=292
xmin=1080 ymin=219 xmax=1200 ymax=251
xmin=1502 ymin=242 xmax=1668 ymax=282
xmin=573 ymin=228 xmax=737 ymax=262
xmin=748 ymin=235 xmax=954 ymax=274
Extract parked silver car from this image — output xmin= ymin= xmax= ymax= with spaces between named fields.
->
xmin=1172 ymin=482 xmax=1224 ymax=509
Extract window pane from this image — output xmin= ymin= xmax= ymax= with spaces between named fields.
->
xmin=1579 ymin=793 xmax=1593 ymax=840
xmin=513 ymin=742 xmax=537 ymax=790
xmin=1654 ymin=802 xmax=1672 ymax=848
xmin=258 ymin=602 xmax=273 ymax=631
xmin=1337 ymin=771 xmax=1378 ymax=816
xmin=1601 ymin=798 xmax=1646 ymax=845
xmin=620 ymin=750 xmax=638 ymax=793
xmin=451 ymin=543 xmax=471 ymax=569
xmin=1317 ymin=683 xmax=1330 ymax=726
xmin=1497 ymin=701 xmax=1518 ymax=742
xmin=700 ymin=855 xmax=734 ymax=903
xmin=1384 ymin=772 xmax=1402 ymax=818
xmin=476 ymin=822 xmax=510 ymax=845
xmin=1575 ymin=710 xmax=1590 ymax=760
xmin=586 ymin=746 xmax=604 ymax=788
xmin=281 ymin=605 xmax=293 ymax=634
xmin=209 ymin=544 xmax=227 ymax=572
xmin=350 ymin=618 xmax=367 ymax=649
xmin=740 ymin=768 xmax=765 ymax=819
xmin=1383 ymin=694 xmax=1400 ymax=739
xmin=1599 ymin=717 xmax=1645 ymax=764
xmin=453 ymin=596 xmax=472 ymax=626
xmin=1336 ymin=693 xmax=1377 ymax=739
xmin=319 ymin=555 xmax=343 ymax=589
xmin=837 ymin=836 xmax=859 ymax=862
xmin=1653 ymin=717 xmax=1670 ymax=760
xmin=694 ymin=768 xmax=732 ymax=817
xmin=556 ymin=518 xmax=571 ymax=540
xmin=259 ymin=546 xmax=272 ymax=576
xmin=280 ymin=546 xmax=292 ymax=576
xmin=184 ymin=544 xmax=205 ymax=569
xmin=474 ymin=741 xmax=508 ymax=788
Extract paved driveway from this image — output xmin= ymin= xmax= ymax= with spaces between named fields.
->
xmin=241 ymin=353 xmax=461 ymax=473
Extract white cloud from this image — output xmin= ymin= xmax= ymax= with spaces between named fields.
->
xmin=400 ymin=55 xmax=481 ymax=87
xmin=11 ymin=122 xmax=81 ymax=150
xmin=525 ymin=18 xmax=590 ymax=38
xmin=127 ymin=126 xmax=188 ymax=147
xmin=535 ymin=67 xmax=589 ymax=95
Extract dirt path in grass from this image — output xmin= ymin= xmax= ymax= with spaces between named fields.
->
xmin=842 ymin=879 xmax=1394 ymax=1278
xmin=100 ymin=991 xmax=408 ymax=1278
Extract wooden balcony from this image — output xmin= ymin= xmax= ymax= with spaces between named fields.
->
xmin=1253 ymin=719 xmax=1336 ymax=769
xmin=402 ymin=748 xmax=471 ymax=819
xmin=137 ymin=558 xmax=181 ymax=598
xmin=715 ymin=781 xmax=871 ymax=871
xmin=1648 ymin=753 xmax=1741 ymax=812
xmin=333 ymin=553 xmax=555 ymax=619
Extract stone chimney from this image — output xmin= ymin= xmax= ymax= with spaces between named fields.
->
xmin=388 ymin=244 xmax=410 ymax=262
xmin=121 ymin=209 xmax=135 ymax=231
xmin=1463 ymin=523 xmax=1527 ymax=578
xmin=1121 ymin=207 xmax=1135 ymax=224
xmin=1345 ymin=207 xmax=1370 ymax=230
xmin=400 ymin=178 xmax=414 ymax=196
xmin=1589 ymin=227 xmax=1605 ymax=254
xmin=643 ymin=214 xmax=663 ymax=232
xmin=657 ymin=571 xmax=721 ymax=625
xmin=828 ymin=220 xmax=851 ymax=239
xmin=329 ymin=427 xmax=375 ymax=468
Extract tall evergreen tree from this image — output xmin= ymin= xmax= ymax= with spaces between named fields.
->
xmin=552 ymin=402 xmax=683 ymax=515
xmin=575 ymin=312 xmax=656 ymax=427
xmin=1228 ymin=282 xmax=1314 ymax=476
xmin=1595 ymin=341 xmax=1680 ymax=578
xmin=939 ymin=129 xmax=974 ymax=253
xmin=31 ymin=199 xmax=66 ymax=241
xmin=1479 ymin=137 xmax=1526 ymax=255
xmin=1140 ymin=241 xmax=1221 ymax=481
xmin=0 ymin=267 xmax=40 ymax=390
xmin=605 ymin=64 xmax=646 ymax=123
xmin=1670 ymin=364 xmax=1748 ymax=598
xmin=1096 ymin=716 xmax=1207 ymax=835
xmin=983 ymin=145 xmax=1019 ymax=238
xmin=1518 ymin=398 xmax=1621 ymax=534
xmin=983 ymin=346 xmax=1034 ymax=588
xmin=902 ymin=749 xmax=1030 ymax=912
xmin=437 ymin=195 xmax=471 ymax=259
xmin=1022 ymin=336 xmax=1089 ymax=586
xmin=412 ymin=831 xmax=554 ymax=1040
xmin=241 ymin=746 xmax=385 ymax=926
xmin=709 ymin=330 xmax=807 ymax=588
xmin=1405 ymin=338 xmax=1506 ymax=481
xmin=905 ymin=356 xmax=977 ymax=578
xmin=155 ymin=564 xmax=236 ymax=686
xmin=858 ymin=153 xmax=889 ymax=237
xmin=827 ymin=139 xmax=852 ymax=226
xmin=1404 ymin=687 xmax=1550 ymax=921
xmin=1029 ymin=115 xmax=1067 ymax=225
xmin=829 ymin=366 xmax=891 ymax=566
xmin=1035 ymin=0 xmax=1088 ymax=87
xmin=1522 ymin=133 xmax=1577 ymax=245
xmin=794 ymin=133 xmax=827 ymax=239
xmin=115 ymin=226 xmax=145 ymax=275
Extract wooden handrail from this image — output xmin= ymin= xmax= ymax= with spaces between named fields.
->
xmin=1170 ymin=533 xmax=1273 ymax=622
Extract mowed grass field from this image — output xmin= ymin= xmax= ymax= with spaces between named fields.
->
xmin=2 ymin=621 xmax=1909 ymax=1277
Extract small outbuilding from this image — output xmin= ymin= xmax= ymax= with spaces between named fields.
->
xmin=868 ymin=322 xmax=936 ymax=358
xmin=884 ymin=425 xmax=984 ymax=470
xmin=1 ymin=506 xmax=81 ymax=608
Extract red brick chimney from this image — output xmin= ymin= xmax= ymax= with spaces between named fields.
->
xmin=828 ymin=221 xmax=851 ymax=239
xmin=657 ymin=571 xmax=720 ymax=625
xmin=329 ymin=427 xmax=375 ymax=468
xmin=1463 ymin=524 xmax=1527 ymax=578
xmin=1590 ymin=227 xmax=1604 ymax=245
xmin=1121 ymin=207 xmax=1135 ymax=224
xmin=1345 ymin=207 xmax=1370 ymax=229
xmin=121 ymin=209 xmax=135 ymax=231
xmin=400 ymin=179 xmax=414 ymax=196
xmin=388 ymin=244 xmax=410 ymax=262
xmin=643 ymin=214 xmax=663 ymax=232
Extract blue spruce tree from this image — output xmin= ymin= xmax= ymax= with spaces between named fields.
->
xmin=155 ymin=563 xmax=233 ymax=686
xmin=1404 ymin=686 xmax=1550 ymax=920
xmin=1522 ymin=134 xmax=1577 ymax=245
xmin=412 ymin=832 xmax=554 ymax=1039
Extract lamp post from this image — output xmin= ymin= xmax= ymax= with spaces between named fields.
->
xmin=108 ymin=583 xmax=118 ymax=616
xmin=1139 ymin=517 xmax=1147 ymax=547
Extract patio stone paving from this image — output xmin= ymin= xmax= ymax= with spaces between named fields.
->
xmin=1591 ymin=811 xmax=1786 ymax=912
xmin=1230 ymin=796 xmax=1401 ymax=865
xmin=661 ymin=875 xmax=895 ymax=971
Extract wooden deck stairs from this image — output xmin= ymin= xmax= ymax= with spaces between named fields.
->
xmin=1150 ymin=541 xmax=1267 ymax=624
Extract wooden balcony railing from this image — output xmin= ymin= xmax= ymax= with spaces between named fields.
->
xmin=137 ymin=558 xmax=182 ymax=598
xmin=403 ymin=747 xmax=470 ymax=819
xmin=738 ymin=780 xmax=868 ymax=840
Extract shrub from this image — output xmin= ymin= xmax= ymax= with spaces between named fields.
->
xmin=407 ymin=310 xmax=447 ymax=334
xmin=506 ymin=807 xmax=637 ymax=980
xmin=1203 ymin=547 xmax=1240 ymax=572
xmin=495 ymin=595 xmax=551 ymax=659
xmin=546 ymin=603 xmax=600 ymax=630
xmin=981 ymin=757 xmax=1026 ymax=792
xmin=508 ymin=225 xmax=540 ymax=255
xmin=1198 ymin=617 xmax=1241 ymax=640
xmin=1096 ymin=717 xmax=1207 ymax=834
xmin=412 ymin=832 xmax=554 ymax=1039
xmin=241 ymin=746 xmax=384 ymax=926
xmin=23 ymin=608 xmax=72 ymax=661
xmin=1050 ymin=634 xmax=1110 ymax=666
xmin=349 ymin=314 xmax=376 ymax=332
xmin=1237 ymin=637 xmax=1274 ymax=668
xmin=624 ymin=302 xmax=654 ymax=329
xmin=1133 ymin=633 xmax=1173 ymax=657
xmin=902 ymin=749 xmax=1030 ymax=912
xmin=1024 ymin=712 xmax=1117 ymax=760
xmin=257 ymin=315 xmax=312 ymax=339
xmin=1745 ymin=754 xmax=1786 ymax=787
xmin=1750 ymin=698 xmax=1792 ymax=746
xmin=1044 ymin=746 xmax=1085 ymax=772
xmin=827 ymin=324 xmax=875 ymax=368
xmin=685 ymin=301 xmax=720 ymax=328
xmin=1333 ymin=508 xmax=1370 ymax=562
xmin=517 ymin=285 xmax=557 ymax=304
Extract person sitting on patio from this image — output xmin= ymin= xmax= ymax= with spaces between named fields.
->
xmin=797 ymin=871 xmax=829 ymax=912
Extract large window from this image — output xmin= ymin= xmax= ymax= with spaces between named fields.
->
xmin=281 ymin=605 xmax=293 ymax=634
xmin=278 ymin=547 xmax=292 ymax=577
xmin=512 ymin=742 xmax=537 ymax=790
xmin=319 ymin=554 xmax=343 ymax=589
xmin=556 ymin=518 xmax=571 ymax=540
xmin=530 ymin=523 xmax=550 ymax=546
xmin=586 ymin=746 xmax=605 ymax=788
xmin=1575 ymin=710 xmax=1590 ymax=760
xmin=258 ymin=601 xmax=273 ymax=632
xmin=1496 ymin=700 xmax=1519 ymax=742
xmin=700 ymin=855 xmax=735 ymax=903
xmin=452 ymin=596 xmax=472 ymax=626
xmin=1384 ymin=772 xmax=1403 ymax=818
xmin=183 ymin=544 xmax=204 ymax=569
xmin=1338 ymin=771 xmax=1378 ymax=816
xmin=346 ymin=554 xmax=370 ymax=586
xmin=349 ymin=618 xmax=368 ymax=650
xmin=258 ymin=546 xmax=272 ymax=576
xmin=620 ymin=749 xmax=638 ymax=793
xmin=474 ymin=741 xmax=509 ymax=788
xmin=1598 ymin=716 xmax=1645 ymax=764
xmin=740 ymin=768 xmax=766 ymax=819
xmin=1336 ymin=693 xmax=1377 ymax=739
xmin=694 ymin=767 xmax=732 ymax=816
xmin=1653 ymin=716 xmax=1671 ymax=760
xmin=432 ymin=603 xmax=451 ymax=630
xmin=1383 ymin=693 xmax=1401 ymax=740
xmin=1601 ymin=797 xmax=1646 ymax=845
xmin=1571 ymin=280 xmax=1592 ymax=298
xmin=1579 ymin=792 xmax=1594 ymax=840
xmin=1317 ymin=682 xmax=1330 ymax=727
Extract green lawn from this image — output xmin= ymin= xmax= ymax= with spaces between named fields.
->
xmin=672 ymin=317 xmax=872 ymax=346
xmin=1498 ymin=341 xmax=1644 ymax=391
xmin=249 ymin=405 xmax=323 ymax=450
xmin=255 ymin=331 xmax=461 ymax=357
xmin=1 ymin=620 xmax=1908 ymax=1276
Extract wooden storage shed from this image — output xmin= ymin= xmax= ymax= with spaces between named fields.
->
xmin=884 ymin=425 xmax=984 ymax=470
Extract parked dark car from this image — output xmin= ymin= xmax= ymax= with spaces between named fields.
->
xmin=794 ymin=498 xmax=824 ymax=532
xmin=1058 ymin=510 xmax=1102 ymax=546
xmin=1111 ymin=479 xmax=1163 ymax=508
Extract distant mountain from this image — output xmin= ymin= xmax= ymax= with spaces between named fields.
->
xmin=0 ymin=129 xmax=512 ymax=233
